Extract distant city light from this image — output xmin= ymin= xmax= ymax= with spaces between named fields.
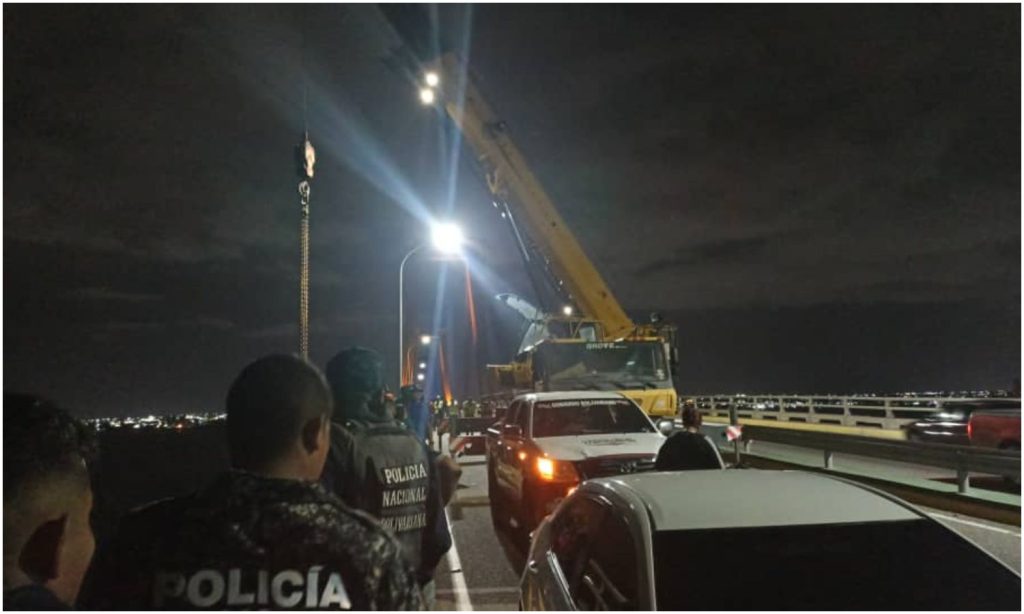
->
xmin=419 ymin=87 xmax=435 ymax=105
xmin=419 ymin=362 xmax=427 ymax=369
xmin=425 ymin=72 xmax=440 ymax=87
xmin=562 ymin=305 xmax=573 ymax=316
xmin=420 ymin=335 xmax=432 ymax=345
xmin=417 ymin=373 xmax=426 ymax=382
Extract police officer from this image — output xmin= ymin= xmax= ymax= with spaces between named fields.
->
xmin=80 ymin=354 xmax=423 ymax=610
xmin=402 ymin=385 xmax=430 ymax=444
xmin=322 ymin=347 xmax=451 ymax=607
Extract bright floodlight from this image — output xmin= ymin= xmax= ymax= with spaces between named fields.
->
xmin=419 ymin=87 xmax=436 ymax=105
xmin=420 ymin=335 xmax=432 ymax=345
xmin=425 ymin=72 xmax=440 ymax=87
xmin=562 ymin=305 xmax=574 ymax=316
xmin=416 ymin=373 xmax=426 ymax=382
xmin=431 ymin=222 xmax=464 ymax=255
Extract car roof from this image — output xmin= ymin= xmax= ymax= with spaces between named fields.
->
xmin=583 ymin=470 xmax=921 ymax=531
xmin=517 ymin=391 xmax=627 ymax=403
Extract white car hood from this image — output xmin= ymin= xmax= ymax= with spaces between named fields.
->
xmin=534 ymin=432 xmax=665 ymax=461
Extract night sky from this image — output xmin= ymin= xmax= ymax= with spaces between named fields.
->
xmin=4 ymin=4 xmax=1020 ymax=417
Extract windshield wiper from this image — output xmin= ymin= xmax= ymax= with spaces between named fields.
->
xmin=599 ymin=377 xmax=659 ymax=390
xmin=568 ymin=383 xmax=601 ymax=391
xmin=614 ymin=377 xmax=663 ymax=389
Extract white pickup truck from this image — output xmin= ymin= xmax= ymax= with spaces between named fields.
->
xmin=485 ymin=391 xmax=666 ymax=533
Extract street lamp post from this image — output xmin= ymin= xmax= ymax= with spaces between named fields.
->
xmin=397 ymin=222 xmax=464 ymax=389
xmin=398 ymin=244 xmax=427 ymax=387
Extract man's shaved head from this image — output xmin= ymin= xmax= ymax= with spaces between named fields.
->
xmin=4 ymin=394 xmax=94 ymax=536
xmin=3 ymin=393 xmax=96 ymax=603
xmin=226 ymin=354 xmax=333 ymax=471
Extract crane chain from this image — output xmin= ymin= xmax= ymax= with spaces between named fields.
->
xmin=298 ymin=180 xmax=311 ymax=359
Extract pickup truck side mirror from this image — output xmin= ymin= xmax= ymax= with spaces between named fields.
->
xmin=656 ymin=419 xmax=675 ymax=435
xmin=503 ymin=424 xmax=523 ymax=438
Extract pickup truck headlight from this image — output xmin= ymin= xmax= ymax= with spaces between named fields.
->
xmin=535 ymin=457 xmax=580 ymax=483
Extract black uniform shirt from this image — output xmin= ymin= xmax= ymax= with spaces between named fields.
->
xmin=322 ymin=421 xmax=451 ymax=585
xmin=654 ymin=430 xmax=726 ymax=471
xmin=5 ymin=584 xmax=70 ymax=610
xmin=79 ymin=470 xmax=423 ymax=610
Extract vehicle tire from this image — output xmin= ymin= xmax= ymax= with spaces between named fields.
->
xmin=487 ymin=464 xmax=508 ymax=529
xmin=515 ymin=487 xmax=537 ymax=550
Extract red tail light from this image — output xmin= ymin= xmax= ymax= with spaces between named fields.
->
xmin=967 ymin=419 xmax=972 ymax=440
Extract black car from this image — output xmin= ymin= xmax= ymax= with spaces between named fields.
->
xmin=903 ymin=400 xmax=1020 ymax=445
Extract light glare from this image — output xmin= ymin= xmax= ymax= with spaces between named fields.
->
xmin=536 ymin=457 xmax=555 ymax=480
xmin=431 ymin=222 xmax=464 ymax=254
xmin=425 ymin=72 xmax=440 ymax=87
xmin=419 ymin=88 xmax=436 ymax=105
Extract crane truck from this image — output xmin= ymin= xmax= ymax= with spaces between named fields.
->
xmin=419 ymin=54 xmax=679 ymax=418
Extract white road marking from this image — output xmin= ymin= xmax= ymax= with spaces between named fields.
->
xmin=929 ymin=513 xmax=1021 ymax=537
xmin=444 ymin=507 xmax=473 ymax=611
xmin=436 ymin=587 xmax=520 ymax=596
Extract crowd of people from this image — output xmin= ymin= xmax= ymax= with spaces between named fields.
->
xmin=4 ymin=347 xmax=460 ymax=610
xmin=3 ymin=347 xmax=722 ymax=611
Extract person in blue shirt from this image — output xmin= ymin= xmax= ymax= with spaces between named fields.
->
xmin=402 ymin=385 xmax=430 ymax=444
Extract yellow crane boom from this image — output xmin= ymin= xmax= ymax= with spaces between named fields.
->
xmin=419 ymin=53 xmax=678 ymax=417
xmin=432 ymin=53 xmax=636 ymax=339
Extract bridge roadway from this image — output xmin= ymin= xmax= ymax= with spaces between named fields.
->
xmin=431 ymin=442 xmax=1020 ymax=610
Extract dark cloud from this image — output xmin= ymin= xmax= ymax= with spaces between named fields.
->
xmin=636 ymin=235 xmax=778 ymax=277
xmin=101 ymin=321 xmax=167 ymax=333
xmin=68 ymin=287 xmax=164 ymax=303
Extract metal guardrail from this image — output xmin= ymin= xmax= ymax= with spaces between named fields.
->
xmin=447 ymin=416 xmax=498 ymax=457
xmin=693 ymin=395 xmax=1021 ymax=430
xmin=451 ymin=416 xmax=498 ymax=436
xmin=737 ymin=424 xmax=1020 ymax=494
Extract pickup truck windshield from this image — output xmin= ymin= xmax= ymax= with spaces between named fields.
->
xmin=653 ymin=520 xmax=1020 ymax=610
xmin=532 ymin=399 xmax=654 ymax=438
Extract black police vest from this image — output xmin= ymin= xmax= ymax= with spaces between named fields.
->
xmin=344 ymin=421 xmax=430 ymax=571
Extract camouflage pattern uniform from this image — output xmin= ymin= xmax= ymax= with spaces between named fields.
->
xmin=79 ymin=470 xmax=424 ymax=610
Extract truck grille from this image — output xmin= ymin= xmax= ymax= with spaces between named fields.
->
xmin=577 ymin=454 xmax=656 ymax=479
